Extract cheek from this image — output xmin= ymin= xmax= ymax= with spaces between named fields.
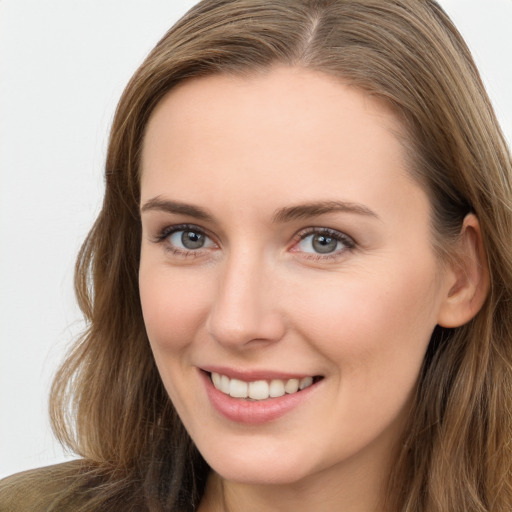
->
xmin=291 ymin=259 xmax=441 ymax=380
xmin=139 ymin=265 xmax=212 ymax=353
xmin=294 ymin=266 xmax=441 ymax=444
xmin=138 ymin=264 xmax=214 ymax=414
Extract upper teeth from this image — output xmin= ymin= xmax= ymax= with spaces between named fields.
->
xmin=211 ymin=372 xmax=314 ymax=400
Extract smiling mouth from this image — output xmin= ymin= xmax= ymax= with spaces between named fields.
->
xmin=210 ymin=372 xmax=323 ymax=401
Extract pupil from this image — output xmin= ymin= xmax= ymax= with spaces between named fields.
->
xmin=182 ymin=231 xmax=204 ymax=249
xmin=312 ymin=234 xmax=337 ymax=254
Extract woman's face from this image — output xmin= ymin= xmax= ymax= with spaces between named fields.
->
xmin=139 ymin=67 xmax=452 ymax=486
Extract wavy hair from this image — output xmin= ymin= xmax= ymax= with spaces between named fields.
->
xmin=49 ymin=1 xmax=512 ymax=510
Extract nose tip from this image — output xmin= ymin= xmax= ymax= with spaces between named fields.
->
xmin=207 ymin=310 xmax=285 ymax=348
xmin=206 ymin=262 xmax=285 ymax=349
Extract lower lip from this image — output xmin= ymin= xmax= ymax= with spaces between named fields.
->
xmin=201 ymin=371 xmax=321 ymax=425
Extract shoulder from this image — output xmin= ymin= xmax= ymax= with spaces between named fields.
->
xmin=0 ymin=460 xmax=87 ymax=512
xmin=0 ymin=460 xmax=151 ymax=512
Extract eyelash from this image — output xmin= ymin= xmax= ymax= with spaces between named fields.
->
xmin=152 ymin=224 xmax=356 ymax=261
xmin=292 ymin=227 xmax=356 ymax=261
xmin=153 ymin=223 xmax=216 ymax=257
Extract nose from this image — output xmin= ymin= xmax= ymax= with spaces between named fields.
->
xmin=206 ymin=252 xmax=286 ymax=349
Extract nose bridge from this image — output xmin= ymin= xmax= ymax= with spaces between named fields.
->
xmin=206 ymin=247 xmax=284 ymax=348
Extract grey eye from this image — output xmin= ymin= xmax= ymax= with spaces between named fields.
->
xmin=168 ymin=229 xmax=214 ymax=251
xmin=181 ymin=230 xmax=205 ymax=249
xmin=311 ymin=234 xmax=339 ymax=253
xmin=297 ymin=230 xmax=353 ymax=256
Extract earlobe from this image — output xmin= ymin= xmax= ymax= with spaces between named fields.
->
xmin=437 ymin=214 xmax=490 ymax=328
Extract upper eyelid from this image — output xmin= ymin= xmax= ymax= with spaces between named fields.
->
xmin=157 ymin=223 xmax=211 ymax=239
xmin=295 ymin=226 xmax=355 ymax=243
xmin=297 ymin=226 xmax=348 ymax=236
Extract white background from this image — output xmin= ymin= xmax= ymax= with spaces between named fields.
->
xmin=1 ymin=0 xmax=511 ymax=478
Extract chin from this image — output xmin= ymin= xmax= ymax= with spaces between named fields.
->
xmin=196 ymin=438 xmax=321 ymax=486
xmin=210 ymin=461 xmax=311 ymax=486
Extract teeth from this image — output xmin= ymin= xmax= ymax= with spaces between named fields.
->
xmin=229 ymin=378 xmax=248 ymax=398
xmin=211 ymin=372 xmax=316 ymax=401
xmin=212 ymin=372 xmax=221 ymax=389
xmin=249 ymin=380 xmax=269 ymax=400
xmin=285 ymin=378 xmax=299 ymax=394
xmin=269 ymin=379 xmax=285 ymax=398
xmin=299 ymin=376 xmax=313 ymax=390
xmin=220 ymin=374 xmax=230 ymax=394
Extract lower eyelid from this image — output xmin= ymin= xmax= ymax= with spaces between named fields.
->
xmin=298 ymin=252 xmax=346 ymax=262
xmin=164 ymin=246 xmax=208 ymax=258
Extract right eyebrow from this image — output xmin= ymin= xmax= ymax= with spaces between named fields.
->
xmin=140 ymin=196 xmax=215 ymax=222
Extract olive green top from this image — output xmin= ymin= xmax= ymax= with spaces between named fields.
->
xmin=0 ymin=460 xmax=88 ymax=511
xmin=0 ymin=460 xmax=193 ymax=511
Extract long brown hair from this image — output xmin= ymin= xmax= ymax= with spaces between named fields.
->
xmin=49 ymin=1 xmax=512 ymax=510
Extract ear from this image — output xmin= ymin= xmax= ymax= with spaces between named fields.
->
xmin=437 ymin=214 xmax=490 ymax=328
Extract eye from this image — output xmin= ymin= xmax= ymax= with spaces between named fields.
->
xmin=155 ymin=224 xmax=217 ymax=255
xmin=169 ymin=229 xmax=211 ymax=250
xmin=294 ymin=228 xmax=355 ymax=257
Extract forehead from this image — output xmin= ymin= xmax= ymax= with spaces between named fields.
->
xmin=142 ymin=67 xmax=405 ymax=156
xmin=140 ymin=66 xmax=418 ymax=216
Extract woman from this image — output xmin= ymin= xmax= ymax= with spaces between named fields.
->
xmin=1 ymin=0 xmax=511 ymax=510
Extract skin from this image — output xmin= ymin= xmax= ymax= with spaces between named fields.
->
xmin=138 ymin=67 xmax=483 ymax=512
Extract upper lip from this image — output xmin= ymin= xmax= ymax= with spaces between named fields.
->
xmin=200 ymin=365 xmax=320 ymax=382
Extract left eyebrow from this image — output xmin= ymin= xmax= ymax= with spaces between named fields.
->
xmin=272 ymin=200 xmax=380 ymax=223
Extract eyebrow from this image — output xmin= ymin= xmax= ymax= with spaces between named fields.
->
xmin=140 ymin=197 xmax=379 ymax=223
xmin=272 ymin=200 xmax=379 ymax=223
xmin=140 ymin=197 xmax=215 ymax=222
